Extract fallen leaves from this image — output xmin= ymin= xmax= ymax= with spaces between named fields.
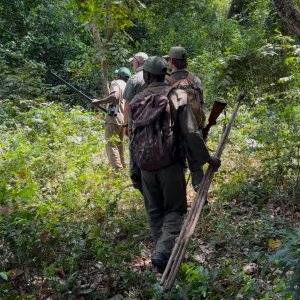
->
xmin=40 ymin=231 xmax=50 ymax=244
xmin=8 ymin=268 xmax=24 ymax=280
xmin=96 ymin=207 xmax=106 ymax=223
xmin=0 ymin=205 xmax=11 ymax=217
xmin=19 ymin=170 xmax=27 ymax=179
xmin=267 ymin=239 xmax=282 ymax=251
xmin=193 ymin=241 xmax=214 ymax=264
xmin=57 ymin=267 xmax=66 ymax=279
xmin=243 ymin=263 xmax=258 ymax=275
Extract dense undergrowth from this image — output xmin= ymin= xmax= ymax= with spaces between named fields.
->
xmin=0 ymin=93 xmax=299 ymax=299
xmin=1 ymin=0 xmax=300 ymax=299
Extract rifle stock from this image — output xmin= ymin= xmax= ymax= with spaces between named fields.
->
xmin=202 ymin=99 xmax=227 ymax=140
xmin=46 ymin=69 xmax=107 ymax=113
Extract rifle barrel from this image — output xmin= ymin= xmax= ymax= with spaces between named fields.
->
xmin=48 ymin=70 xmax=107 ymax=113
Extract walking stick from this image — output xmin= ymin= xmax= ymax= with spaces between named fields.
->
xmin=160 ymin=90 xmax=246 ymax=292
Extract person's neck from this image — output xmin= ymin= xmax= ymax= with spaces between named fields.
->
xmin=171 ymin=66 xmax=178 ymax=72
xmin=146 ymin=78 xmax=156 ymax=85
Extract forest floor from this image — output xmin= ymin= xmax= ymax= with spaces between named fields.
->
xmin=0 ymin=101 xmax=299 ymax=299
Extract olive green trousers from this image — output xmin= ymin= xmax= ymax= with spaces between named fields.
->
xmin=141 ymin=162 xmax=187 ymax=256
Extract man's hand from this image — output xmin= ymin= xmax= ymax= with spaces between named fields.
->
xmin=130 ymin=173 xmax=143 ymax=194
xmin=209 ymin=156 xmax=221 ymax=170
xmin=92 ymin=99 xmax=101 ymax=108
xmin=190 ymin=169 xmax=204 ymax=192
xmin=132 ymin=179 xmax=143 ymax=194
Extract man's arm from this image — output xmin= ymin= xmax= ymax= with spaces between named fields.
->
xmin=124 ymin=99 xmax=129 ymax=125
xmin=122 ymin=78 xmax=135 ymax=135
xmin=177 ymin=100 xmax=220 ymax=190
xmin=92 ymin=90 xmax=119 ymax=107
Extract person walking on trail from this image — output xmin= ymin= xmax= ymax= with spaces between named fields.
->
xmin=165 ymin=46 xmax=207 ymax=191
xmin=92 ymin=67 xmax=131 ymax=171
xmin=123 ymin=51 xmax=149 ymax=133
xmin=122 ymin=51 xmax=148 ymax=190
xmin=129 ymin=56 xmax=221 ymax=273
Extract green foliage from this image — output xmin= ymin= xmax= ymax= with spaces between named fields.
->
xmin=1 ymin=0 xmax=300 ymax=298
xmin=1 ymin=1 xmax=90 ymax=69
xmin=264 ymin=231 xmax=300 ymax=299
xmin=0 ymin=97 xmax=149 ymax=297
xmin=181 ymin=264 xmax=212 ymax=298
xmin=80 ymin=0 xmax=141 ymax=31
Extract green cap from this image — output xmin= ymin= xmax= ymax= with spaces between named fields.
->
xmin=167 ymin=46 xmax=188 ymax=59
xmin=142 ymin=56 xmax=168 ymax=75
xmin=115 ymin=67 xmax=131 ymax=78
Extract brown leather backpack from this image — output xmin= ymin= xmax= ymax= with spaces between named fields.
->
xmin=166 ymin=73 xmax=206 ymax=129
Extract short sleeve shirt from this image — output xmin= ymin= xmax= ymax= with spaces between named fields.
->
xmin=105 ymin=79 xmax=126 ymax=125
xmin=123 ymin=66 xmax=145 ymax=102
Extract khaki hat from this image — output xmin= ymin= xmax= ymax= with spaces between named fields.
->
xmin=167 ymin=46 xmax=188 ymax=59
xmin=142 ymin=56 xmax=168 ymax=75
xmin=128 ymin=52 xmax=148 ymax=63
xmin=115 ymin=67 xmax=131 ymax=78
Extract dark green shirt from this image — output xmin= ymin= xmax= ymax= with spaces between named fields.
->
xmin=168 ymin=69 xmax=203 ymax=94
xmin=130 ymin=82 xmax=211 ymax=173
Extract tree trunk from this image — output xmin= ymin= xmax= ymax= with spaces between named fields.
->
xmin=92 ymin=24 xmax=109 ymax=97
xmin=227 ymin=0 xmax=252 ymax=27
xmin=100 ymin=56 xmax=109 ymax=96
xmin=272 ymin=0 xmax=300 ymax=38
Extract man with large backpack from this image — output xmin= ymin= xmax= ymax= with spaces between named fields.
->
xmin=129 ymin=56 xmax=220 ymax=273
xmin=165 ymin=46 xmax=207 ymax=191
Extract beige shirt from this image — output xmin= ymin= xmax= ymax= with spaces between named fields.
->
xmin=105 ymin=79 xmax=126 ymax=126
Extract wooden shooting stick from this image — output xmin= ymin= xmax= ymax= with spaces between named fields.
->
xmin=160 ymin=90 xmax=246 ymax=292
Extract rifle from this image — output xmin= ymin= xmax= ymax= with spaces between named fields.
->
xmin=46 ymin=69 xmax=107 ymax=113
xmin=161 ymin=90 xmax=246 ymax=292
xmin=202 ymin=99 xmax=227 ymax=140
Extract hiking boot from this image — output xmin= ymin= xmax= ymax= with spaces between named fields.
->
xmin=151 ymin=252 xmax=169 ymax=274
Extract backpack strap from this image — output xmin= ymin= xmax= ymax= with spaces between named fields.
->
xmin=131 ymin=86 xmax=174 ymax=126
xmin=185 ymin=72 xmax=205 ymax=105
xmin=186 ymin=72 xmax=195 ymax=87
xmin=165 ymin=75 xmax=178 ymax=86
xmin=167 ymin=72 xmax=195 ymax=88
xmin=162 ymin=85 xmax=175 ymax=97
